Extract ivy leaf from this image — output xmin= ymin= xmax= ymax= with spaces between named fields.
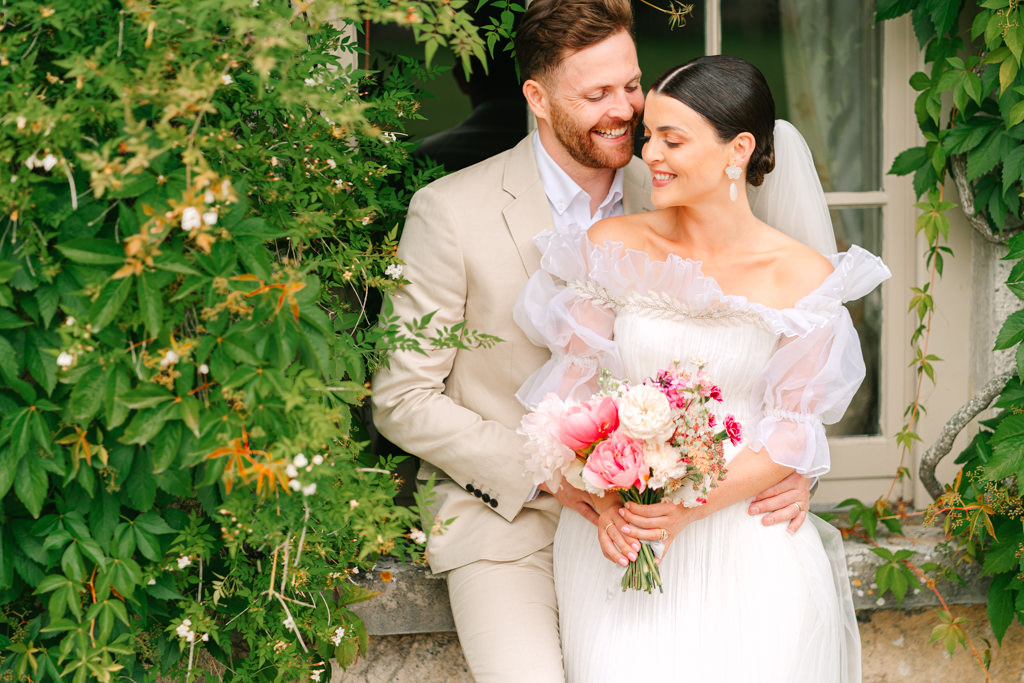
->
xmin=994 ymin=309 xmax=1024 ymax=349
xmin=889 ymin=146 xmax=928 ymax=175
xmin=987 ymin=574 xmax=1018 ymax=645
xmin=137 ymin=272 xmax=163 ymax=337
xmin=87 ymin=277 xmax=133 ymax=332
xmin=14 ymin=453 xmax=49 ymax=518
xmin=55 ymin=238 xmax=124 ymax=266
xmin=982 ymin=535 xmax=1023 ymax=575
xmin=68 ymin=366 xmax=106 ymax=423
xmin=874 ymin=0 xmax=917 ymax=22
xmin=118 ymin=384 xmax=176 ymax=411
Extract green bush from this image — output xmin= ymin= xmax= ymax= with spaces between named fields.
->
xmin=0 ymin=1 xmax=496 ymax=680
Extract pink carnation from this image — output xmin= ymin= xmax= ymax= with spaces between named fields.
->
xmin=560 ymin=396 xmax=619 ymax=451
xmin=581 ymin=433 xmax=647 ymax=493
xmin=724 ymin=415 xmax=743 ymax=446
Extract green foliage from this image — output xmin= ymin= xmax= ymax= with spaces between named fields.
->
xmin=0 ymin=1 xmax=502 ymax=680
xmin=934 ymin=376 xmax=1024 ymax=645
xmin=873 ymin=1 xmax=1024 ymax=659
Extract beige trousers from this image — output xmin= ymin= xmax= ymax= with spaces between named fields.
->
xmin=446 ymin=546 xmax=564 ymax=683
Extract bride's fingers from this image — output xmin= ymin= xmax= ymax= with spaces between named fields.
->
xmin=599 ymin=518 xmax=639 ymax=566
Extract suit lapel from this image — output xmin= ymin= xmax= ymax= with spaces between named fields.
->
xmin=622 ymin=156 xmax=655 ymax=215
xmin=502 ymin=137 xmax=554 ymax=277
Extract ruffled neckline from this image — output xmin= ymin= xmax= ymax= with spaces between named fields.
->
xmin=535 ymin=228 xmax=892 ymax=338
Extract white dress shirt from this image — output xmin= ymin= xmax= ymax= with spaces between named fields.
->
xmin=532 ymin=131 xmax=626 ymax=232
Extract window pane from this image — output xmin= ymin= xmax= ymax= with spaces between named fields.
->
xmin=722 ymin=0 xmax=882 ymax=192
xmin=634 ymin=0 xmax=706 ymax=87
xmin=828 ymin=207 xmax=883 ymax=437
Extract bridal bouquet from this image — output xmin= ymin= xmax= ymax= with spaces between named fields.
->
xmin=518 ymin=361 xmax=739 ymax=593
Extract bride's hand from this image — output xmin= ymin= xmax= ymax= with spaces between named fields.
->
xmin=595 ymin=498 xmax=641 ymax=567
xmin=618 ymin=500 xmax=700 ymax=562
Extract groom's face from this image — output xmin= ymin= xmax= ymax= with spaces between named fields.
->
xmin=541 ymin=31 xmax=643 ymax=170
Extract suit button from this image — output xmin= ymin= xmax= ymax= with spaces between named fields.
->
xmin=473 ymin=489 xmax=483 ymax=498
xmin=489 ymin=499 xmax=498 ymax=508
xmin=481 ymin=493 xmax=491 ymax=503
xmin=465 ymin=483 xmax=474 ymax=493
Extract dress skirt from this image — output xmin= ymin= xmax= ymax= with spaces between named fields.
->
xmin=554 ymin=502 xmax=861 ymax=682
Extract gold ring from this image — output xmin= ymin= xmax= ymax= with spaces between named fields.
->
xmin=793 ymin=502 xmax=803 ymax=513
xmin=604 ymin=522 xmax=615 ymax=533
xmin=660 ymin=528 xmax=668 ymax=542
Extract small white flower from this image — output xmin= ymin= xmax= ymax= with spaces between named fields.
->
xmin=285 ymin=464 xmax=298 ymax=478
xmin=409 ymin=528 xmax=427 ymax=544
xmin=283 ymin=616 xmax=296 ymax=630
xmin=182 ymin=619 xmax=192 ymax=627
xmin=304 ymin=77 xmax=317 ymax=87
xmin=361 ymin=215 xmax=371 ymax=226
xmin=203 ymin=190 xmax=215 ymax=204
xmin=875 ymin=597 xmax=886 ymax=607
xmin=56 ymin=351 xmax=74 ymax=368
xmin=310 ymin=671 xmax=322 ymax=682
xmin=385 ymin=263 xmax=403 ymax=279
xmin=160 ymin=350 xmax=180 ymax=367
xmin=325 ymin=159 xmax=336 ymax=169
xmin=251 ymin=0 xmax=259 ymax=6
xmin=289 ymin=479 xmax=302 ymax=492
xmin=218 ymin=179 xmax=233 ymax=199
xmin=293 ymin=453 xmax=309 ymax=468
xmin=10 ymin=175 xmax=17 ymax=183
xmin=176 ymin=555 xmax=192 ymax=569
xmin=65 ymin=316 xmax=75 ymax=326
xmin=24 ymin=153 xmax=40 ymax=169
xmin=199 ymin=363 xmax=209 ymax=375
xmin=349 ymin=499 xmax=359 ymax=509
xmin=147 ymin=578 xmax=157 ymax=586
xmin=181 ymin=206 xmax=202 ymax=231
xmin=41 ymin=153 xmax=58 ymax=171
xmin=15 ymin=116 xmax=26 ymax=130
xmin=302 ymin=483 xmax=317 ymax=496
xmin=330 ymin=626 xmax=346 ymax=646
xmin=381 ymin=131 xmax=397 ymax=143
xmin=201 ymin=633 xmax=209 ymax=642
xmin=312 ymin=454 xmax=324 ymax=465
xmin=221 ymin=74 xmax=233 ymax=85
xmin=333 ymin=178 xmax=345 ymax=189
xmin=202 ymin=210 xmax=218 ymax=226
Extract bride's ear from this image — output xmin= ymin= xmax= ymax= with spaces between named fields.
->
xmin=729 ymin=132 xmax=756 ymax=168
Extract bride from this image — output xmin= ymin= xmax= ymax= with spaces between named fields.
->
xmin=514 ymin=55 xmax=888 ymax=682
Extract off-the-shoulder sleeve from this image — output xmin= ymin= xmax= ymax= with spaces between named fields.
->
xmin=746 ymin=310 xmax=863 ymax=476
xmin=514 ymin=230 xmax=623 ymax=407
xmin=746 ymin=246 xmax=890 ymax=476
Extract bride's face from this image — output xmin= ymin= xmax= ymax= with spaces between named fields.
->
xmin=641 ymin=92 xmax=736 ymax=210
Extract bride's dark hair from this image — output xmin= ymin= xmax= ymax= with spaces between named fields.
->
xmin=650 ymin=55 xmax=776 ymax=187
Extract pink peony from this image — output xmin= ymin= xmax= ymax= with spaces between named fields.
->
xmin=724 ymin=415 xmax=743 ymax=446
xmin=559 ymin=396 xmax=619 ymax=451
xmin=581 ymin=433 xmax=647 ymax=493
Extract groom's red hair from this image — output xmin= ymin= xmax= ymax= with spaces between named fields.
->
xmin=515 ymin=0 xmax=634 ymax=83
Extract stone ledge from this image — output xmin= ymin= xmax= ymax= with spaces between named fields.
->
xmin=351 ymin=525 xmax=986 ymax=636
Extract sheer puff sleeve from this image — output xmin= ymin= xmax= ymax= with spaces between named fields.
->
xmin=514 ymin=229 xmax=623 ymax=407
xmin=747 ymin=245 xmax=891 ymax=477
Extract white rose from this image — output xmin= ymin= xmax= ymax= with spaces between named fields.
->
xmin=618 ymin=385 xmax=675 ymax=442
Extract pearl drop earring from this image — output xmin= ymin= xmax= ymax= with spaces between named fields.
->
xmin=726 ymin=164 xmax=742 ymax=202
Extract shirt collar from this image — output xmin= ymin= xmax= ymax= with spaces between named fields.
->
xmin=533 ymin=130 xmax=625 ymax=218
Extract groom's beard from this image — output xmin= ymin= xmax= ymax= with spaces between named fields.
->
xmin=549 ymin=102 xmax=639 ymax=171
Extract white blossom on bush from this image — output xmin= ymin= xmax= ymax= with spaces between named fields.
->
xmin=181 ymin=206 xmax=201 ymax=231
xmin=176 ymin=555 xmax=192 ymax=569
xmin=385 ymin=263 xmax=403 ymax=279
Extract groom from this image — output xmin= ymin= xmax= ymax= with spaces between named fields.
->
xmin=372 ymin=1 xmax=810 ymax=680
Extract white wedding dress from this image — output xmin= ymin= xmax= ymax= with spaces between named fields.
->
xmin=515 ymin=228 xmax=889 ymax=682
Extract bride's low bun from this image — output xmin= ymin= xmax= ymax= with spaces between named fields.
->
xmin=748 ymin=141 xmax=775 ymax=187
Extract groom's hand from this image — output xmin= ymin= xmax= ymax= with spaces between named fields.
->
xmin=538 ymin=480 xmax=600 ymax=526
xmin=747 ymin=471 xmax=811 ymax=533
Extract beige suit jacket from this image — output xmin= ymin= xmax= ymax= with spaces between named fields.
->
xmin=372 ymin=136 xmax=653 ymax=573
